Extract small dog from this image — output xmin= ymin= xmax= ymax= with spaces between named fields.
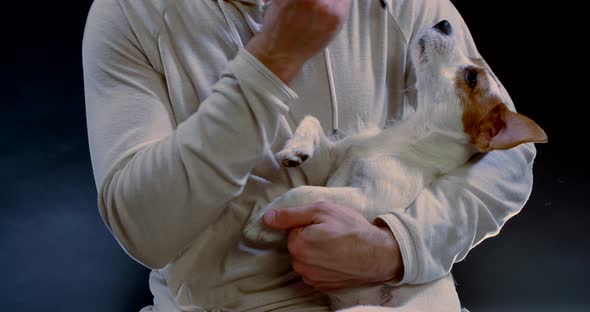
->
xmin=244 ymin=20 xmax=547 ymax=309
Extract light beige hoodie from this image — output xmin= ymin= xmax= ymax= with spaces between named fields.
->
xmin=82 ymin=0 xmax=537 ymax=311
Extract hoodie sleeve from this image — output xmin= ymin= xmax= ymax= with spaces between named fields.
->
xmin=377 ymin=0 xmax=537 ymax=285
xmin=82 ymin=0 xmax=297 ymax=269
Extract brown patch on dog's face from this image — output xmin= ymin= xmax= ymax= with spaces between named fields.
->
xmin=455 ymin=63 xmax=502 ymax=145
xmin=456 ymin=60 xmax=548 ymax=151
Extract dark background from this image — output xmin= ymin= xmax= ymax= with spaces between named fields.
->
xmin=1 ymin=1 xmax=586 ymax=311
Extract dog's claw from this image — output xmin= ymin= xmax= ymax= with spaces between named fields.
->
xmin=277 ymin=150 xmax=310 ymax=168
xmin=282 ymin=158 xmax=302 ymax=167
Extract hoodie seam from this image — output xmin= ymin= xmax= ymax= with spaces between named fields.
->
xmin=385 ymin=0 xmax=409 ymax=47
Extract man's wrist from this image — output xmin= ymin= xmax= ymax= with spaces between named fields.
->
xmin=245 ymin=34 xmax=306 ymax=84
xmin=375 ymin=225 xmax=405 ymax=283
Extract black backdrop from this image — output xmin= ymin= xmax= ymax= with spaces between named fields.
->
xmin=1 ymin=1 xmax=587 ymax=311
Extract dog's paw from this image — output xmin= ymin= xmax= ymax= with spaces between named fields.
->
xmin=276 ymin=138 xmax=314 ymax=167
xmin=276 ymin=149 xmax=310 ymax=167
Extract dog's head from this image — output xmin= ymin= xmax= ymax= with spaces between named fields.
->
xmin=411 ymin=20 xmax=547 ymax=152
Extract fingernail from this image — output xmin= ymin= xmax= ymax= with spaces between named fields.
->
xmin=263 ymin=210 xmax=276 ymax=225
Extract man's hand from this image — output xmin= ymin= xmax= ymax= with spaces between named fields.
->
xmin=246 ymin=0 xmax=353 ymax=83
xmin=263 ymin=202 xmax=404 ymax=291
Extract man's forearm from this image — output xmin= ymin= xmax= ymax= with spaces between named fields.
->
xmin=244 ymin=0 xmax=353 ymax=84
xmin=377 ymin=143 xmax=537 ymax=285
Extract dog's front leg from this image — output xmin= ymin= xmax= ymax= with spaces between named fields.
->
xmin=242 ymin=185 xmax=368 ymax=246
xmin=276 ymin=115 xmax=334 ymax=167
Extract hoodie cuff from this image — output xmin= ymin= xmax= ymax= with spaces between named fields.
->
xmin=375 ymin=213 xmax=418 ymax=286
xmin=229 ymin=48 xmax=298 ymax=113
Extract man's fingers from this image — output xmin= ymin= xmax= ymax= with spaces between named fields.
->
xmin=292 ymin=260 xmax=352 ymax=282
xmin=263 ymin=204 xmax=326 ymax=230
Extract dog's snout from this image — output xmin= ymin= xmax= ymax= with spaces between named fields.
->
xmin=433 ymin=20 xmax=452 ymax=35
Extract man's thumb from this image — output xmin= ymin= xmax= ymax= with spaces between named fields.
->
xmin=263 ymin=206 xmax=319 ymax=230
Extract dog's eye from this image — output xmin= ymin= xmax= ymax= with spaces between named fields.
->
xmin=464 ymin=70 xmax=478 ymax=88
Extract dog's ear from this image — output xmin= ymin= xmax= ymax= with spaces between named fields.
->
xmin=475 ymin=104 xmax=548 ymax=152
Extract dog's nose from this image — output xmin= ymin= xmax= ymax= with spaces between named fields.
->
xmin=433 ymin=20 xmax=452 ymax=35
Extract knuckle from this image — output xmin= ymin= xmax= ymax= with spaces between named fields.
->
xmin=291 ymin=261 xmax=306 ymax=275
xmin=299 ymin=0 xmax=317 ymax=9
xmin=327 ymin=12 xmax=343 ymax=25
xmin=313 ymin=201 xmax=332 ymax=213
xmin=287 ymin=233 xmax=304 ymax=258
xmin=287 ymin=243 xmax=299 ymax=258
xmin=306 ymin=1 xmax=342 ymax=26
xmin=291 ymin=260 xmax=301 ymax=272
xmin=316 ymin=1 xmax=331 ymax=13
xmin=319 ymin=7 xmax=342 ymax=25
xmin=302 ymin=277 xmax=315 ymax=287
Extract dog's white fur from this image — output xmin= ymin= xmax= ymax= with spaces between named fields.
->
xmin=243 ymin=21 xmax=546 ymax=310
